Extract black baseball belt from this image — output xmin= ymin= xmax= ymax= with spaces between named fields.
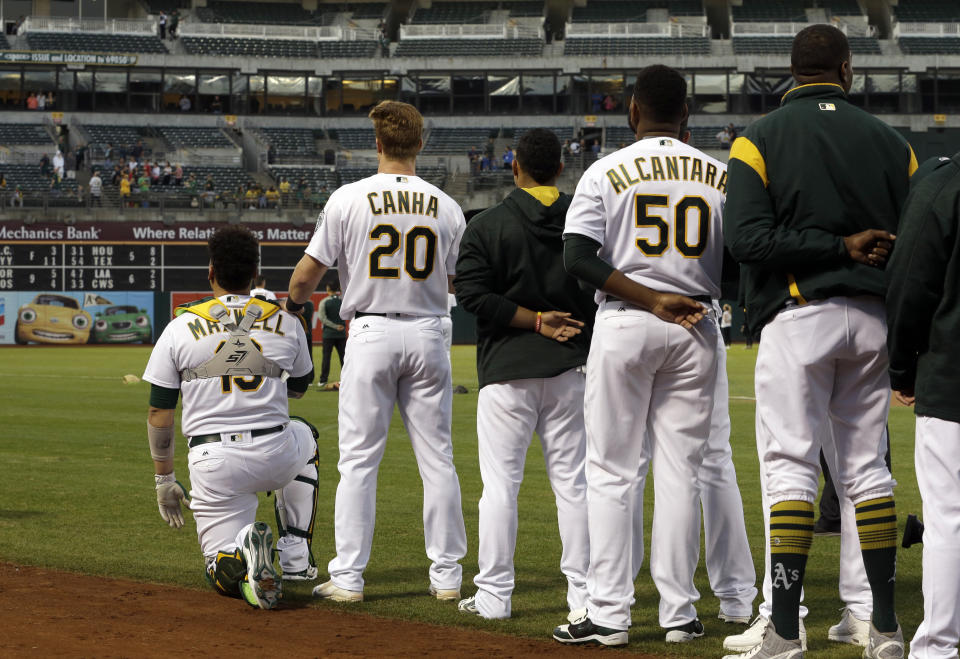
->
xmin=354 ymin=311 xmax=385 ymax=318
xmin=187 ymin=424 xmax=286 ymax=449
xmin=605 ymin=294 xmax=713 ymax=306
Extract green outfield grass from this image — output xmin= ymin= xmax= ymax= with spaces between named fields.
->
xmin=0 ymin=345 xmax=922 ymax=656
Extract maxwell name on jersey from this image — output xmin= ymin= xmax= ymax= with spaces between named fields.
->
xmin=367 ymin=189 xmax=440 ymax=218
xmin=604 ymin=151 xmax=727 ymax=195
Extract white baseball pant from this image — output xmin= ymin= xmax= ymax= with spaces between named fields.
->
xmin=756 ymin=296 xmax=894 ymax=506
xmin=441 ymin=314 xmax=453 ymax=363
xmin=472 ymin=368 xmax=589 ymax=619
xmin=327 ymin=314 xmax=467 ymax=592
xmin=909 ymin=415 xmax=960 ymax=659
xmin=189 ymin=420 xmax=317 ymax=573
xmin=631 ymin=325 xmax=757 ymax=621
xmin=584 ymin=301 xmax=719 ymax=631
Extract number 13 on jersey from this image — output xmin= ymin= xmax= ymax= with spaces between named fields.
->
xmin=368 ymin=224 xmax=437 ymax=280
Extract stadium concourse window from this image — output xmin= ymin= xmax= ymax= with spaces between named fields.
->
xmin=231 ymin=74 xmax=249 ymax=115
xmin=692 ymin=72 xmax=728 ymax=114
xmin=249 ymin=74 xmax=266 ymax=114
xmin=323 ymin=78 xmax=342 ymax=114
xmin=164 ymin=71 xmax=196 ymax=112
xmin=452 ymin=75 xmax=484 ymax=114
xmin=416 ymin=75 xmax=452 ymax=114
xmin=75 ymin=71 xmax=94 ymax=111
xmin=561 ymin=74 xmax=590 ymax=114
xmin=266 ymin=75 xmax=305 ymax=114
xmin=308 ymin=76 xmax=323 ymax=116
xmin=56 ymin=69 xmax=75 ymax=112
xmin=521 ymin=73 xmax=555 ymax=113
xmin=130 ymin=70 xmax=162 ymax=113
xmin=23 ymin=69 xmax=55 ymax=109
xmin=0 ymin=68 xmax=22 ymax=108
xmin=868 ymin=72 xmax=906 ymax=113
xmin=489 ymin=74 xmax=519 ymax=113
xmin=587 ymin=73 xmax=623 ymax=115
xmin=847 ymin=72 xmax=867 ymax=108
xmin=936 ymin=72 xmax=960 ymax=112
xmin=199 ymin=73 xmax=230 ymax=114
xmin=919 ymin=72 xmax=936 ymax=113
xmin=340 ymin=76 xmax=397 ymax=114
xmin=94 ymin=70 xmax=128 ymax=112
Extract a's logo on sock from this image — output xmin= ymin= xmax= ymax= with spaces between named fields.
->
xmin=773 ymin=562 xmax=799 ymax=590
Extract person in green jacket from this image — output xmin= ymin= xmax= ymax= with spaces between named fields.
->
xmin=317 ymin=281 xmax=346 ymax=388
xmin=722 ymin=24 xmax=915 ymax=659
xmin=454 ymin=128 xmax=593 ymax=620
xmin=886 ymin=153 xmax=960 ymax=659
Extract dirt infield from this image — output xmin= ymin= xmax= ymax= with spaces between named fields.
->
xmin=0 ymin=563 xmax=656 ymax=658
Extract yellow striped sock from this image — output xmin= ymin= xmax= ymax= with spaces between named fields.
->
xmin=770 ymin=500 xmax=815 ymax=555
xmin=856 ymin=497 xmax=897 ymax=550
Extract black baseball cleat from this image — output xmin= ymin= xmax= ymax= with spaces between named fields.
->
xmin=902 ymin=514 xmax=925 ymax=548
xmin=553 ymin=610 xmax=628 ymax=646
xmin=665 ymin=618 xmax=705 ymax=643
xmin=814 ymin=517 xmax=842 ymax=537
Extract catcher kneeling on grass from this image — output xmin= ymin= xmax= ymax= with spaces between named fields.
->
xmin=142 ymin=225 xmax=321 ymax=610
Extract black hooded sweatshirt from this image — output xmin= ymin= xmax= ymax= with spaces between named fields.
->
xmin=454 ymin=187 xmax=597 ymax=388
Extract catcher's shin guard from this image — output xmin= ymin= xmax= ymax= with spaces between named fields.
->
xmin=275 ymin=419 xmax=320 ymax=572
xmin=205 ymin=549 xmax=247 ymax=598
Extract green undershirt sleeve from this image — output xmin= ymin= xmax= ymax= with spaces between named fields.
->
xmin=563 ymin=234 xmax=615 ymax=291
xmin=149 ymin=384 xmax=180 ymax=409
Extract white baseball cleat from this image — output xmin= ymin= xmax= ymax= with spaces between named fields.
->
xmin=457 ymin=596 xmax=480 ymax=616
xmin=238 ymin=522 xmax=282 ymax=610
xmin=312 ymin=579 xmax=363 ymax=602
xmin=724 ymin=615 xmax=807 ymax=652
xmin=722 ymin=621 xmax=803 ymax=659
xmin=720 ymin=609 xmax=753 ymax=625
xmin=862 ymin=624 xmax=904 ymax=659
xmin=828 ymin=607 xmax=870 ymax=646
xmin=429 ymin=585 xmax=461 ymax=601
xmin=282 ymin=565 xmax=319 ymax=582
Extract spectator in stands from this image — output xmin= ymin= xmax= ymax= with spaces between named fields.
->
xmin=591 ymin=139 xmax=601 ymax=155
xmin=37 ymin=92 xmax=46 ymax=111
xmin=296 ymin=178 xmax=309 ymax=209
xmin=485 ymin=137 xmax=495 ymax=162
xmin=265 ymin=186 xmax=279 ymax=209
xmin=185 ymin=173 xmax=198 ymax=194
xmin=591 ymin=92 xmax=602 ymax=113
xmin=76 ymin=142 xmax=86 ymax=171
xmin=46 ymin=92 xmax=54 ymax=109
xmin=502 ymin=146 xmax=515 ymax=170
xmin=131 ymin=140 xmax=143 ymax=162
xmin=716 ymin=125 xmax=732 ymax=150
xmin=119 ymin=175 xmax=131 ymax=205
xmin=39 ymin=154 xmax=52 ymax=179
xmin=316 ymin=185 xmax=330 ymax=210
xmin=110 ymin=165 xmax=123 ymax=186
xmin=137 ymin=171 xmax=150 ymax=194
xmin=49 ymin=175 xmax=62 ymax=197
xmin=244 ymin=186 xmax=258 ymax=210
xmin=279 ymin=177 xmax=291 ymax=196
xmin=11 ymin=185 xmax=23 ymax=208
xmin=202 ymin=175 xmax=216 ymax=205
xmin=52 ymin=150 xmax=64 ymax=180
xmin=65 ymin=150 xmax=76 ymax=180
xmin=104 ymin=142 xmax=115 ymax=166
xmin=75 ymin=183 xmax=84 ymax=204
xmin=89 ymin=170 xmax=103 ymax=207
xmin=179 ymin=95 xmax=192 ymax=112
xmin=211 ymin=96 xmax=223 ymax=114
xmin=603 ymin=94 xmax=617 ymax=113
xmin=0 ymin=172 xmax=5 ymax=189
xmin=569 ymin=139 xmax=581 ymax=156
xmin=149 ymin=161 xmax=160 ymax=185
xmin=174 ymin=164 xmax=183 ymax=186
xmin=169 ymin=10 xmax=179 ymax=39
xmin=26 ymin=93 xmax=37 ymax=110
xmin=158 ymin=12 xmax=167 ymax=40
xmin=267 ymin=144 xmax=276 ymax=165
xmin=162 ymin=162 xmax=172 ymax=186
xmin=727 ymin=123 xmax=738 ymax=141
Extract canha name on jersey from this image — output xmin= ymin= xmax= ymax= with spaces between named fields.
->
xmin=605 ymin=154 xmax=727 ymax=195
xmin=367 ymin=189 xmax=439 ymax=218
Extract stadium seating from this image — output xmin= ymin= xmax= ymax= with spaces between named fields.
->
xmin=410 ymin=2 xmax=498 ymax=24
xmin=571 ymin=1 xmax=649 ymax=23
xmin=262 ymin=128 xmax=321 ymax=157
xmin=145 ymin=0 xmax=183 ymax=13
xmin=732 ymin=0 xmax=806 ymax=22
xmin=893 ymin=0 xmax=960 ymax=22
xmin=196 ymin=1 xmax=321 ymax=25
xmin=0 ymin=123 xmax=54 ymax=145
xmin=1 ymin=164 xmax=78 ymax=193
xmin=25 ymin=32 xmax=167 ymax=54
xmin=158 ymin=127 xmax=234 ymax=149
xmin=84 ymin=125 xmax=146 ymax=150
xmin=269 ymin=166 xmax=337 ymax=191
xmin=330 ymin=128 xmax=376 ymax=150
xmin=348 ymin=2 xmax=389 ymax=19
xmin=507 ymin=126 xmax=574 ymax=147
xmin=507 ymin=1 xmax=544 ymax=17
xmin=395 ymin=38 xmax=543 ymax=57
xmin=732 ymin=35 xmax=879 ymax=55
xmin=899 ymin=36 xmax=960 ymax=55
xmin=564 ymin=37 xmax=710 ymax=56
xmin=181 ymin=36 xmax=316 ymax=58
xmin=818 ymin=0 xmax=864 ymax=16
xmin=423 ymin=127 xmax=498 ymax=155
xmin=604 ymin=126 xmax=635 ymax=149
xmin=0 ymin=32 xmax=9 ymax=50
xmin=180 ymin=166 xmax=249 ymax=191
xmin=318 ymin=41 xmax=379 ymax=58
xmin=341 ymin=165 xmax=446 ymax=188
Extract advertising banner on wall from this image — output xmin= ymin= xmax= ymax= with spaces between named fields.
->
xmin=0 ymin=291 xmax=156 ymax=346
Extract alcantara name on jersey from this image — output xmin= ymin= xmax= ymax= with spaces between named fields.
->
xmin=367 ymin=189 xmax=440 ymax=218
xmin=605 ymin=155 xmax=727 ymax=195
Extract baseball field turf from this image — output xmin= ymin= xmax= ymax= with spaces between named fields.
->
xmin=0 ymin=344 xmax=922 ymax=657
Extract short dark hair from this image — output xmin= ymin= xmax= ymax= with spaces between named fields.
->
xmin=632 ymin=65 xmax=687 ymax=124
xmin=515 ymin=128 xmax=562 ymax=185
xmin=208 ymin=225 xmax=259 ymax=292
xmin=254 ymin=275 xmax=266 ymax=287
xmin=791 ymin=24 xmax=850 ymax=77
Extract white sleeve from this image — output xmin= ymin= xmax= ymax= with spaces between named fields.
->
xmin=142 ymin=325 xmax=180 ymax=389
xmin=563 ymin=168 xmax=607 ymax=245
xmin=445 ymin=207 xmax=466 ymax=276
xmin=304 ymin=194 xmax=343 ymax=267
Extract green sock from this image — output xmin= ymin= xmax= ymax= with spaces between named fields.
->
xmin=856 ymin=497 xmax=898 ymax=632
xmin=769 ymin=500 xmax=814 ymax=640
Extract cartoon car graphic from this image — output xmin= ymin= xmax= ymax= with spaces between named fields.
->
xmin=15 ymin=294 xmax=92 ymax=344
xmin=92 ymin=305 xmax=152 ymax=343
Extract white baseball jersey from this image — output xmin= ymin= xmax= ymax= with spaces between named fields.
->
xmin=305 ymin=173 xmax=466 ymax=319
xmin=564 ymin=136 xmax=726 ymax=302
xmin=142 ymin=294 xmax=312 ymax=437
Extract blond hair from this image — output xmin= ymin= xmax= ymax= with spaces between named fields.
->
xmin=368 ymin=101 xmax=423 ymax=160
